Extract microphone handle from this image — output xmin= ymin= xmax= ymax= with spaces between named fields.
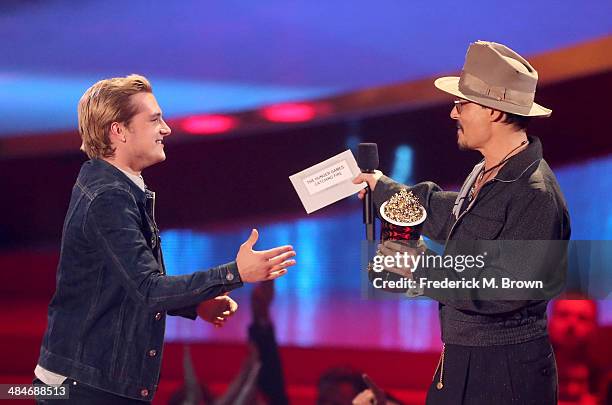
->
xmin=363 ymin=186 xmax=375 ymax=241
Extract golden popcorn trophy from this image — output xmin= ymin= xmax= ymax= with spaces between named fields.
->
xmin=379 ymin=189 xmax=427 ymax=244
xmin=368 ymin=189 xmax=427 ymax=295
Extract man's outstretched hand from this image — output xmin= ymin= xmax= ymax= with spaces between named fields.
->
xmin=197 ymin=294 xmax=238 ymax=327
xmin=236 ymin=229 xmax=296 ymax=283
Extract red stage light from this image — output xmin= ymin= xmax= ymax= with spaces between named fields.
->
xmin=260 ymin=103 xmax=317 ymax=123
xmin=181 ymin=115 xmax=238 ymax=134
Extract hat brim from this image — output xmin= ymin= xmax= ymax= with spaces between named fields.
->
xmin=434 ymin=76 xmax=552 ymax=117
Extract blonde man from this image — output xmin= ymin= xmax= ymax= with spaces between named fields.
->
xmin=34 ymin=75 xmax=296 ymax=404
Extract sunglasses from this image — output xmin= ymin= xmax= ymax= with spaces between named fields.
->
xmin=453 ymin=99 xmax=471 ymax=114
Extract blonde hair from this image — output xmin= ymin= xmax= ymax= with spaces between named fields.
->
xmin=78 ymin=74 xmax=152 ymax=159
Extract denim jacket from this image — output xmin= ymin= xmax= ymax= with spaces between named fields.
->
xmin=38 ymin=159 xmax=243 ymax=401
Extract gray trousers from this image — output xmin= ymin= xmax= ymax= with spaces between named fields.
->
xmin=426 ymin=337 xmax=557 ymax=405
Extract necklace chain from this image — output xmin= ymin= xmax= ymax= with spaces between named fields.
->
xmin=468 ymin=139 xmax=528 ymax=202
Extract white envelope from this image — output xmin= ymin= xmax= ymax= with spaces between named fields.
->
xmin=290 ymin=150 xmax=366 ymax=214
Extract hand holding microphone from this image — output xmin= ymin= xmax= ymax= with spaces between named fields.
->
xmin=352 ymin=170 xmax=383 ymax=199
xmin=354 ymin=143 xmax=382 ymax=241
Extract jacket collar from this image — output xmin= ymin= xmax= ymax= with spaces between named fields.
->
xmin=89 ymin=159 xmax=148 ymax=203
xmin=491 ymin=135 xmax=543 ymax=183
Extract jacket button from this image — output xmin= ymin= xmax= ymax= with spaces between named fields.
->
xmin=148 ymin=349 xmax=157 ymax=357
xmin=226 ymin=272 xmax=234 ymax=282
xmin=140 ymin=388 xmax=149 ymax=397
xmin=155 ymin=312 xmax=162 ymax=321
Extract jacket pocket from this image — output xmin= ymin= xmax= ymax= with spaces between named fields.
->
xmin=503 ymin=338 xmax=557 ymax=404
xmin=457 ymin=212 xmax=504 ymax=240
xmin=109 ymin=296 xmax=128 ymax=377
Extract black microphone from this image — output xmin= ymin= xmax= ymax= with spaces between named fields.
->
xmin=357 ymin=143 xmax=379 ymax=241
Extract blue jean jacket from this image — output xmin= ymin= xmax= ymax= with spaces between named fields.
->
xmin=37 ymin=159 xmax=243 ymax=401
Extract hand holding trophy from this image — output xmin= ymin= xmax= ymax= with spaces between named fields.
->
xmin=369 ymin=189 xmax=427 ymax=295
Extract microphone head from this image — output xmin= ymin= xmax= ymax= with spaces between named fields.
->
xmin=357 ymin=143 xmax=379 ymax=173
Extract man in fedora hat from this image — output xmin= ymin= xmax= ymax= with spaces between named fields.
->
xmin=353 ymin=41 xmax=570 ymax=404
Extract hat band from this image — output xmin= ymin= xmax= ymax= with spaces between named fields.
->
xmin=459 ymin=72 xmax=535 ymax=108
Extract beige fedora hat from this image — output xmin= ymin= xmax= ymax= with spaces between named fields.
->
xmin=434 ymin=40 xmax=551 ymax=117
